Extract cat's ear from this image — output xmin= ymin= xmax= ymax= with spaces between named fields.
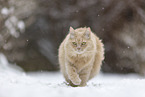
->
xmin=69 ymin=27 xmax=75 ymax=39
xmin=85 ymin=27 xmax=91 ymax=39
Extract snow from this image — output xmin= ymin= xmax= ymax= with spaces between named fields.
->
xmin=5 ymin=16 xmax=20 ymax=38
xmin=4 ymin=16 xmax=25 ymax=38
xmin=0 ymin=53 xmax=145 ymax=97
xmin=1 ymin=8 xmax=9 ymax=15
xmin=17 ymin=21 xmax=25 ymax=32
xmin=1 ymin=7 xmax=14 ymax=16
xmin=2 ymin=6 xmax=25 ymax=38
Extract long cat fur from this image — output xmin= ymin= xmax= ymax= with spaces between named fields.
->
xmin=58 ymin=27 xmax=104 ymax=87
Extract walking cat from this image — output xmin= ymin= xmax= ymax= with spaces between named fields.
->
xmin=58 ymin=27 xmax=104 ymax=87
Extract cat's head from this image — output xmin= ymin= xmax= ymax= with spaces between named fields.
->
xmin=68 ymin=27 xmax=93 ymax=54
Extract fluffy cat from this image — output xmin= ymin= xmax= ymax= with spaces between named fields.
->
xmin=58 ymin=27 xmax=104 ymax=87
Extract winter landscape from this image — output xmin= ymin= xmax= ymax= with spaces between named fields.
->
xmin=0 ymin=53 xmax=145 ymax=97
xmin=1 ymin=0 xmax=145 ymax=97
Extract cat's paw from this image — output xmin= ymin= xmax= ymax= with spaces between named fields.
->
xmin=80 ymin=83 xmax=87 ymax=87
xmin=71 ymin=78 xmax=81 ymax=85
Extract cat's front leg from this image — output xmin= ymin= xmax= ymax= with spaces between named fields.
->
xmin=79 ymin=65 xmax=92 ymax=86
xmin=66 ymin=62 xmax=81 ymax=85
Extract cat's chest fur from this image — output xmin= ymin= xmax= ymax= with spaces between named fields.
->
xmin=66 ymin=51 xmax=95 ymax=72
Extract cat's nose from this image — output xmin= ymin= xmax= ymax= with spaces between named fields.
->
xmin=77 ymin=47 xmax=81 ymax=50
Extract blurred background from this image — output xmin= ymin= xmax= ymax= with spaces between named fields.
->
xmin=0 ymin=0 xmax=145 ymax=75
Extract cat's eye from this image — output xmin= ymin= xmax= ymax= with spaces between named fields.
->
xmin=72 ymin=42 xmax=77 ymax=45
xmin=81 ymin=42 xmax=86 ymax=45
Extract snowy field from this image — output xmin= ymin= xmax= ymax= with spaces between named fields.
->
xmin=0 ymin=53 xmax=145 ymax=97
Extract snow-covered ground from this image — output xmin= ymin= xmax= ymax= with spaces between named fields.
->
xmin=0 ymin=53 xmax=145 ymax=97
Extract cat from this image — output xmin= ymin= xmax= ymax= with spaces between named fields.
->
xmin=58 ymin=27 xmax=104 ymax=87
